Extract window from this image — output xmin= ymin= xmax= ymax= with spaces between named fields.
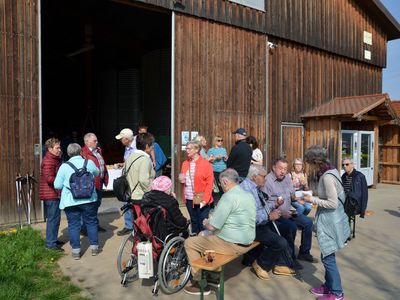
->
xmin=229 ymin=0 xmax=265 ymax=12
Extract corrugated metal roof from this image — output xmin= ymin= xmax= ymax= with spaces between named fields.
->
xmin=301 ymin=93 xmax=398 ymax=120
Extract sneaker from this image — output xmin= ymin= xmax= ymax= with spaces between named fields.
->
xmin=117 ymin=228 xmax=133 ymax=236
xmin=46 ymin=246 xmax=65 ymax=252
xmin=292 ymin=259 xmax=303 ymax=270
xmin=183 ymin=282 xmax=211 ymax=296
xmin=297 ymin=253 xmax=319 ymax=263
xmin=273 ymin=265 xmax=296 ymax=276
xmin=317 ymin=292 xmax=344 ymax=300
xmin=310 ymin=285 xmax=330 ymax=296
xmin=72 ymin=252 xmax=81 ymax=260
xmin=91 ymin=248 xmax=102 ymax=256
xmin=98 ymin=226 xmax=106 ymax=232
xmin=251 ymin=260 xmax=270 ymax=281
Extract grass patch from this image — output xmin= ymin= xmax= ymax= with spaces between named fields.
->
xmin=0 ymin=227 xmax=88 ymax=300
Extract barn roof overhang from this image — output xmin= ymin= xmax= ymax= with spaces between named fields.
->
xmin=357 ymin=0 xmax=400 ymax=41
xmin=301 ymin=93 xmax=400 ymax=124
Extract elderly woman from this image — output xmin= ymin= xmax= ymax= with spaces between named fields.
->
xmin=141 ymin=176 xmax=188 ymax=240
xmin=290 ymin=158 xmax=311 ymax=216
xmin=40 ymin=138 xmax=62 ymax=251
xmin=207 ymin=135 xmax=228 ymax=203
xmin=194 ymin=135 xmax=209 ymax=160
xmin=179 ymin=140 xmax=214 ymax=235
xmin=54 ymin=143 xmax=100 ymax=260
xmin=303 ymin=145 xmax=350 ymax=300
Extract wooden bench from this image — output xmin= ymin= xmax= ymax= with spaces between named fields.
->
xmin=190 ymin=241 xmax=260 ymax=300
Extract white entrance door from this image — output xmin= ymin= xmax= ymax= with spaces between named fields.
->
xmin=340 ymin=130 xmax=374 ymax=186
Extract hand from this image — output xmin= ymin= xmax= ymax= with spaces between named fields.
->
xmin=281 ymin=210 xmax=292 ymax=218
xmin=178 ymin=173 xmax=186 ymax=183
xmin=202 ymin=218 xmax=209 ymax=227
xmin=269 ymin=210 xmax=281 ymax=221
xmin=276 ymin=197 xmax=284 ymax=207
xmin=303 ymin=194 xmax=312 ymax=202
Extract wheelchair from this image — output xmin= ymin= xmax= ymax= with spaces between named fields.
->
xmin=116 ymin=200 xmax=191 ymax=295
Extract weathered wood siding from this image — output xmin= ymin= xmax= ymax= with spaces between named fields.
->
xmin=379 ymin=125 xmax=400 ymax=184
xmin=266 ymin=0 xmax=387 ymax=67
xmin=124 ymin=0 xmax=266 ymax=33
xmin=268 ymin=38 xmax=382 ymax=164
xmin=0 ymin=0 xmax=40 ymax=224
xmin=174 ymin=13 xmax=266 ymax=197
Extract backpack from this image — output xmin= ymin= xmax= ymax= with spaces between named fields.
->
xmin=113 ymin=156 xmax=144 ymax=202
xmin=329 ymin=174 xmax=359 ymax=218
xmin=65 ymin=160 xmax=94 ymax=199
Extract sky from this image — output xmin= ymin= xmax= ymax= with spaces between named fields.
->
xmin=381 ymin=0 xmax=400 ymax=100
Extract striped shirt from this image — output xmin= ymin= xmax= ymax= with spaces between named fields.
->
xmin=342 ymin=172 xmax=353 ymax=194
xmin=185 ymin=160 xmax=196 ymax=200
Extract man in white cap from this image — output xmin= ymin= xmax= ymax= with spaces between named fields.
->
xmin=115 ymin=128 xmax=135 ymax=235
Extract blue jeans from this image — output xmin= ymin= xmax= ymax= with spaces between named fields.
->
xmin=44 ymin=200 xmax=61 ymax=248
xmin=322 ymin=253 xmax=343 ymax=296
xmin=275 ymin=217 xmax=297 ymax=258
xmin=293 ymin=214 xmax=313 ymax=255
xmin=244 ymin=223 xmax=288 ymax=270
xmin=64 ymin=202 xmax=98 ymax=252
xmin=185 ymin=200 xmax=211 ymax=234
xmin=292 ymin=201 xmax=312 ymax=216
xmin=82 ymin=189 xmax=103 ymax=231
xmin=124 ymin=206 xmax=134 ymax=230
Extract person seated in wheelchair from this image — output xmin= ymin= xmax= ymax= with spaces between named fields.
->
xmin=140 ymin=176 xmax=189 ymax=242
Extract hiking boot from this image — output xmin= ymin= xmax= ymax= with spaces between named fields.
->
xmin=72 ymin=252 xmax=81 ymax=260
xmin=310 ymin=285 xmax=330 ymax=296
xmin=56 ymin=240 xmax=65 ymax=246
xmin=317 ymin=292 xmax=344 ymax=300
xmin=297 ymin=253 xmax=319 ymax=263
xmin=117 ymin=228 xmax=133 ymax=236
xmin=183 ymin=281 xmax=211 ymax=296
xmin=273 ymin=265 xmax=296 ymax=276
xmin=251 ymin=260 xmax=270 ymax=281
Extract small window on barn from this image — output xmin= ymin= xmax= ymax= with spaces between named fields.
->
xmin=229 ymin=0 xmax=265 ymax=11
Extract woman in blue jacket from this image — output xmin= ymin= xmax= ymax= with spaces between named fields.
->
xmin=54 ymin=143 xmax=99 ymax=260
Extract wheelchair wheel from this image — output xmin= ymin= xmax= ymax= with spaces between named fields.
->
xmin=116 ymin=233 xmax=138 ymax=283
xmin=157 ymin=236 xmax=191 ymax=294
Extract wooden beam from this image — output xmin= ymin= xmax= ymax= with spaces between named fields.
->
xmin=379 ymin=162 xmax=400 ymax=166
xmin=359 ymin=115 xmax=380 ymax=121
xmin=381 ymin=180 xmax=400 ymax=185
xmin=373 ymin=123 xmax=379 ymax=188
xmin=379 ymin=143 xmax=400 ymax=147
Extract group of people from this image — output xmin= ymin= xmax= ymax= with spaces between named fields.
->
xmin=40 ymin=124 xmax=368 ymax=300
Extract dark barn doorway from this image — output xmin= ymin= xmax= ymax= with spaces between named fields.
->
xmin=41 ymin=0 xmax=172 ymax=163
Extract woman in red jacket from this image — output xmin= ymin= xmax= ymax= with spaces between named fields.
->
xmin=39 ymin=138 xmax=62 ymax=250
xmin=179 ymin=140 xmax=213 ymax=234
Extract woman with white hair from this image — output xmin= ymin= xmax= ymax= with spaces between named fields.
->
xmin=54 ymin=143 xmax=100 ymax=260
xmin=303 ymin=145 xmax=350 ymax=300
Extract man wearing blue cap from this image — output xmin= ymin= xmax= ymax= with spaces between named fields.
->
xmin=227 ymin=128 xmax=252 ymax=182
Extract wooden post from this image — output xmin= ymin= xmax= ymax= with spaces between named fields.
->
xmin=372 ymin=123 xmax=379 ymax=188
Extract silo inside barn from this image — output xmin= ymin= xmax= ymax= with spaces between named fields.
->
xmin=41 ymin=0 xmax=172 ymax=163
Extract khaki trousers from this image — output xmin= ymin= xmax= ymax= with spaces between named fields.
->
xmin=184 ymin=235 xmax=251 ymax=281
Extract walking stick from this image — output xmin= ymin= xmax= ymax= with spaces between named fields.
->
xmin=16 ymin=175 xmax=23 ymax=229
xmin=26 ymin=174 xmax=31 ymax=225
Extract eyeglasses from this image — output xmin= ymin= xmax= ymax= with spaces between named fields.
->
xmin=342 ymin=163 xmax=351 ymax=166
xmin=217 ymin=139 xmax=223 ymax=142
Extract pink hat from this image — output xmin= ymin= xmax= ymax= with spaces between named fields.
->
xmin=151 ymin=176 xmax=172 ymax=192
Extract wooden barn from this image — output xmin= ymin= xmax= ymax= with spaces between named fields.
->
xmin=1 ymin=0 xmax=400 ymax=225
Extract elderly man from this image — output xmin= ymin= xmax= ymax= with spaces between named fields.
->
xmin=81 ymin=133 xmax=109 ymax=233
xmin=184 ymin=168 xmax=256 ymax=295
xmin=226 ymin=128 xmax=252 ymax=181
xmin=115 ymin=128 xmax=136 ymax=235
xmin=240 ymin=165 xmax=296 ymax=280
xmin=264 ymin=157 xmax=317 ymax=264
xmin=341 ymin=157 xmax=368 ymax=218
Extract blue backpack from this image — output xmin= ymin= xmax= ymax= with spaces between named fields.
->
xmin=65 ymin=159 xmax=95 ymax=199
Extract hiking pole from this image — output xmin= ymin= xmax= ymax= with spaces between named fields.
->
xmin=15 ymin=175 xmax=23 ymax=229
xmin=26 ymin=174 xmax=31 ymax=225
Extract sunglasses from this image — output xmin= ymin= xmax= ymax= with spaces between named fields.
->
xmin=342 ymin=163 xmax=351 ymax=166
xmin=217 ymin=139 xmax=223 ymax=142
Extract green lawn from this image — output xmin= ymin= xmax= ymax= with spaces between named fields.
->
xmin=0 ymin=227 xmax=87 ymax=300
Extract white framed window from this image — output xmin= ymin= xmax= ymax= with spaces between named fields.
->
xmin=229 ymin=0 xmax=265 ymax=12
